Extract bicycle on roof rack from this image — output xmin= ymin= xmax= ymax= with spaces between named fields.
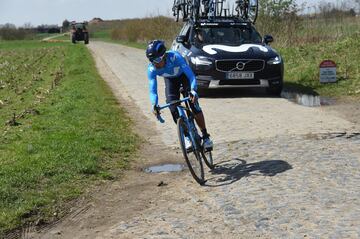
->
xmin=173 ymin=0 xmax=188 ymax=22
xmin=172 ymin=0 xmax=258 ymax=23
xmin=235 ymin=0 xmax=258 ymax=24
xmin=201 ymin=0 xmax=226 ymax=18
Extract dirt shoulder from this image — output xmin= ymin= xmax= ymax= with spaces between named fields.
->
xmin=323 ymin=98 xmax=360 ymax=125
xmin=26 ymin=42 xmax=186 ymax=239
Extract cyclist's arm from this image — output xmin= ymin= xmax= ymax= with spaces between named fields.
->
xmin=177 ymin=54 xmax=197 ymax=91
xmin=147 ymin=67 xmax=158 ymax=106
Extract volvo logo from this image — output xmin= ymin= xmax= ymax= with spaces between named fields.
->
xmin=236 ymin=62 xmax=246 ymax=71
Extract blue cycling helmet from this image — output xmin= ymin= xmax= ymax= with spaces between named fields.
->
xmin=146 ymin=40 xmax=166 ymax=63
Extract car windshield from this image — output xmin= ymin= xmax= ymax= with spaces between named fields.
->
xmin=193 ymin=26 xmax=262 ymax=46
xmin=75 ymin=24 xmax=84 ymax=29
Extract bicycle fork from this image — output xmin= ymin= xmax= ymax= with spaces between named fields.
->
xmin=177 ymin=106 xmax=201 ymax=152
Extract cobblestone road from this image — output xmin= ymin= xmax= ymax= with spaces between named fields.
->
xmin=104 ymin=133 xmax=360 ymax=238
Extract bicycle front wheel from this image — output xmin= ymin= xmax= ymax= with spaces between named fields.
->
xmin=177 ymin=118 xmax=205 ymax=185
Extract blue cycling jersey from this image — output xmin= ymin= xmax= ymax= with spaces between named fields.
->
xmin=147 ymin=51 xmax=197 ymax=106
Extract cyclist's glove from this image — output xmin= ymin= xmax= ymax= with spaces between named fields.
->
xmin=190 ymin=90 xmax=198 ymax=103
xmin=152 ymin=105 xmax=160 ymax=116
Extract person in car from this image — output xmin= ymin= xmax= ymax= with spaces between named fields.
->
xmin=195 ymin=29 xmax=205 ymax=44
xmin=146 ymin=40 xmax=213 ymax=150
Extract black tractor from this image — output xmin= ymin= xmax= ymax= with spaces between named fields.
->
xmin=70 ymin=22 xmax=89 ymax=44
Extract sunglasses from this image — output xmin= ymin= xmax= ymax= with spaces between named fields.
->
xmin=152 ymin=55 xmax=165 ymax=64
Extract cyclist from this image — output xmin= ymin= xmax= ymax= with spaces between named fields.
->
xmin=146 ymin=40 xmax=213 ymax=150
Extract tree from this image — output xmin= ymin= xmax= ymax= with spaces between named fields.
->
xmin=23 ymin=22 xmax=33 ymax=29
xmin=354 ymin=0 xmax=360 ymax=14
xmin=62 ymin=19 xmax=70 ymax=31
xmin=259 ymin=0 xmax=297 ymax=19
xmin=2 ymin=23 xmax=16 ymax=29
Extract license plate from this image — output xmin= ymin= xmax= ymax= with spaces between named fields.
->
xmin=226 ymin=72 xmax=254 ymax=80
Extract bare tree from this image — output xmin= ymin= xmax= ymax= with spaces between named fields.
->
xmin=23 ymin=22 xmax=33 ymax=29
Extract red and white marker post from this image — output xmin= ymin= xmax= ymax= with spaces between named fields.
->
xmin=319 ymin=60 xmax=337 ymax=83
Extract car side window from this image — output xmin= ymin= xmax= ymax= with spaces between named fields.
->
xmin=250 ymin=27 xmax=262 ymax=43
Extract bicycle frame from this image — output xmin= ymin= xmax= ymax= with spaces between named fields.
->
xmin=157 ymin=97 xmax=201 ymax=151
xmin=236 ymin=0 xmax=248 ymax=18
xmin=177 ymin=102 xmax=201 ymax=152
xmin=202 ymin=0 xmax=217 ymax=19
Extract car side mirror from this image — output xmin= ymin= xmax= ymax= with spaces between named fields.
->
xmin=176 ymin=35 xmax=186 ymax=44
xmin=264 ymin=35 xmax=274 ymax=44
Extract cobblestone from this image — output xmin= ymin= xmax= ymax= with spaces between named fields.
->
xmin=106 ymin=134 xmax=360 ymax=238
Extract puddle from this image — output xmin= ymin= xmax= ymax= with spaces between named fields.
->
xmin=281 ymin=91 xmax=335 ymax=107
xmin=144 ymin=164 xmax=185 ymax=173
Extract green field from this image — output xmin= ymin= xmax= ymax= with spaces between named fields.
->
xmin=279 ymin=34 xmax=360 ymax=97
xmin=0 ymin=41 xmax=138 ymax=235
xmin=50 ymin=33 xmax=70 ymax=41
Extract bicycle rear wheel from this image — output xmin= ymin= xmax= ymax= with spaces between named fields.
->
xmin=173 ymin=0 xmax=180 ymax=22
xmin=247 ymin=0 xmax=258 ymax=23
xmin=177 ymin=118 xmax=205 ymax=185
xmin=202 ymin=149 xmax=214 ymax=169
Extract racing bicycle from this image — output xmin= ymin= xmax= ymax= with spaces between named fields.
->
xmin=155 ymin=92 xmax=214 ymax=185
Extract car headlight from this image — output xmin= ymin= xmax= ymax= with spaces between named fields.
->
xmin=190 ymin=56 xmax=212 ymax=66
xmin=267 ymin=56 xmax=282 ymax=65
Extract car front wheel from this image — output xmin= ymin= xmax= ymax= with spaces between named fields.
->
xmin=84 ymin=33 xmax=89 ymax=44
xmin=266 ymin=82 xmax=283 ymax=96
xmin=71 ymin=34 xmax=76 ymax=44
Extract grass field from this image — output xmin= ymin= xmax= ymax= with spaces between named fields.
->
xmin=50 ymin=33 xmax=70 ymax=41
xmin=0 ymin=41 xmax=138 ymax=235
xmin=279 ymin=34 xmax=360 ymax=97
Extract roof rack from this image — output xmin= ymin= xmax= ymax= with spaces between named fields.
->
xmin=192 ymin=17 xmax=252 ymax=28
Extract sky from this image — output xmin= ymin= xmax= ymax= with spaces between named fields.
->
xmin=0 ymin=0 xmax=345 ymax=27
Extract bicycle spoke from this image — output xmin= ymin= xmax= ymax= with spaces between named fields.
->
xmin=202 ymin=149 xmax=214 ymax=169
xmin=188 ymin=152 xmax=203 ymax=176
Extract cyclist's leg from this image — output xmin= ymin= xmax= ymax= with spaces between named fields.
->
xmin=179 ymin=75 xmax=210 ymax=139
xmin=164 ymin=77 xmax=181 ymax=123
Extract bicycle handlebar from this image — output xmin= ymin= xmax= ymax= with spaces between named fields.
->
xmin=159 ymin=97 xmax=190 ymax=110
xmin=155 ymin=97 xmax=191 ymax=123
